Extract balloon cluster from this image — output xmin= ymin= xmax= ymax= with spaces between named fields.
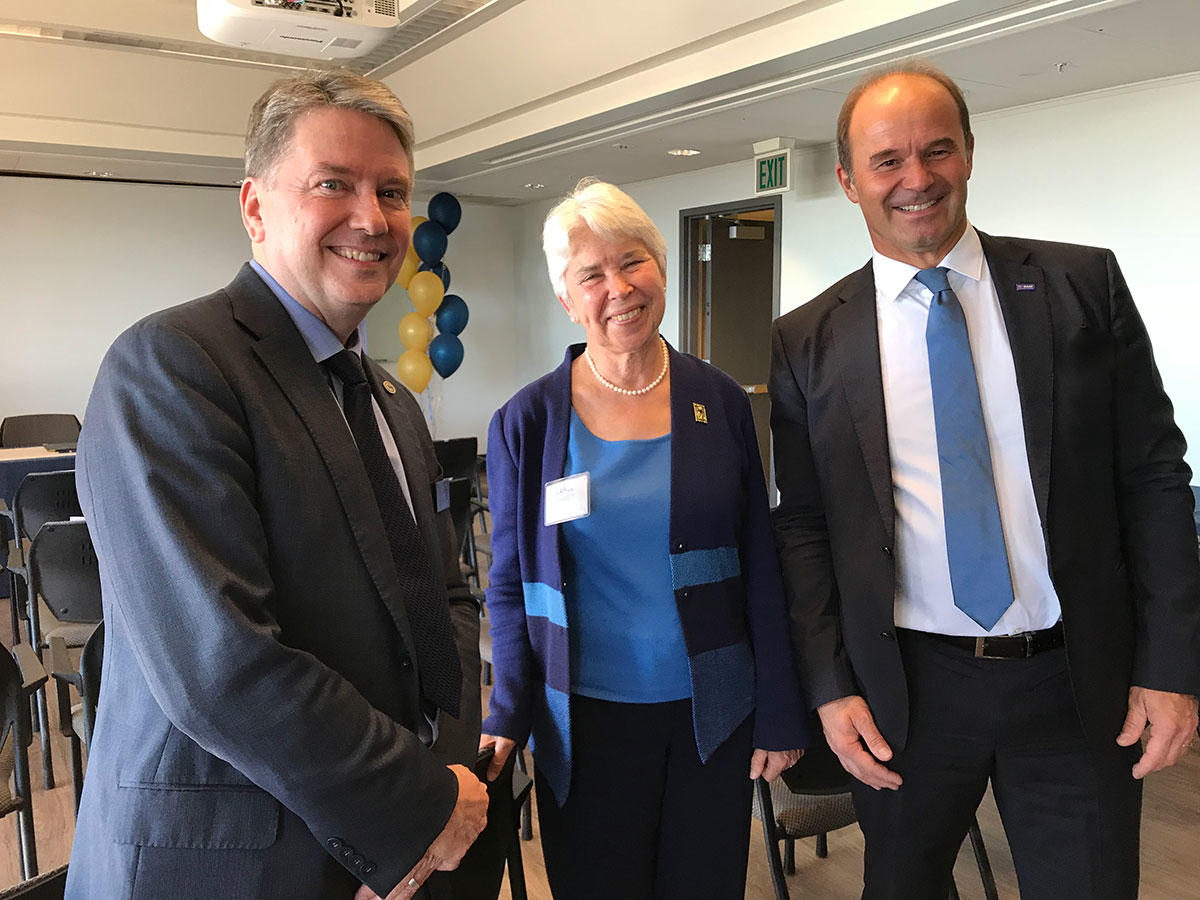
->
xmin=395 ymin=192 xmax=469 ymax=393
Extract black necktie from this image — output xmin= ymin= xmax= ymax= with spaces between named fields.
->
xmin=324 ymin=349 xmax=461 ymax=716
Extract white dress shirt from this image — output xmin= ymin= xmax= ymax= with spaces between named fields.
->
xmin=874 ymin=225 xmax=1061 ymax=636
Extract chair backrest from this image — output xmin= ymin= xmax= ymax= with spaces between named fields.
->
xmin=13 ymin=471 xmax=81 ymax=542
xmin=446 ymin=476 xmax=474 ymax=557
xmin=79 ymin=622 xmax=104 ymax=750
xmin=0 ymin=415 xmax=80 ymax=449
xmin=0 ymin=863 xmax=67 ymax=899
xmin=28 ymin=521 xmax=102 ymax=625
xmin=434 ymin=437 xmax=480 ymax=481
xmin=447 ymin=747 xmax=523 ymax=900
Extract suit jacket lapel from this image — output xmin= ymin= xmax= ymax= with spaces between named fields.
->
xmin=979 ymin=233 xmax=1054 ymax=528
xmin=226 ymin=266 xmax=417 ymax=645
xmin=829 ymin=262 xmax=896 ymax=544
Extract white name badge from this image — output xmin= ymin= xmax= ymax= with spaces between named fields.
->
xmin=544 ymin=472 xmax=590 ymax=526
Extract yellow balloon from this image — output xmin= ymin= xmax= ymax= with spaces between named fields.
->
xmin=408 ymin=270 xmax=445 ymax=317
xmin=396 ymin=246 xmax=420 ymax=289
xmin=396 ymin=349 xmax=433 ymax=393
xmin=398 ymin=312 xmax=433 ymax=351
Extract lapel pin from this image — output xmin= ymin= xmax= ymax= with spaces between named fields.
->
xmin=693 ymin=402 xmax=708 ymax=424
xmin=1015 ymin=282 xmax=1037 ymax=292
xmin=382 ymin=380 xmax=397 ymax=394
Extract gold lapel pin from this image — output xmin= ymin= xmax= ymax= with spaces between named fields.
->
xmin=693 ymin=402 xmax=708 ymax=424
xmin=382 ymin=380 xmax=397 ymax=395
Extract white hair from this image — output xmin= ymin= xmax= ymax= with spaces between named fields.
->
xmin=542 ymin=177 xmax=668 ymax=299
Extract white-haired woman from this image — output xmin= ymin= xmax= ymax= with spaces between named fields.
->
xmin=480 ymin=178 xmax=809 ymax=898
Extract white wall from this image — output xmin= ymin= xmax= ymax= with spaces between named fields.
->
xmin=509 ymin=73 xmax=1200 ymax=473
xmin=0 ymin=176 xmax=250 ymax=420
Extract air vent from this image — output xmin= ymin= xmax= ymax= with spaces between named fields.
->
xmin=375 ymin=0 xmax=397 ymax=17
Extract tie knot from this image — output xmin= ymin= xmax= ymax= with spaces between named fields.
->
xmin=325 ymin=349 xmax=367 ymax=387
xmin=914 ymin=266 xmax=952 ymax=296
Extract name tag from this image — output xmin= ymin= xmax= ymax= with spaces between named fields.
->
xmin=544 ymin=473 xmax=590 ymax=526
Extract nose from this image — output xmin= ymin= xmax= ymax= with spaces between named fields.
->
xmin=349 ymin=189 xmax=387 ymax=235
xmin=902 ymin=157 xmax=935 ymax=191
xmin=606 ymin=271 xmax=633 ymax=299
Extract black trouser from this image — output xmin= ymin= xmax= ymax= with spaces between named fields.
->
xmin=536 ymin=695 xmax=754 ymax=900
xmin=852 ymin=629 xmax=1142 ymax=900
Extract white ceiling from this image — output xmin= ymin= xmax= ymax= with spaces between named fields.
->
xmin=1 ymin=0 xmax=1197 ymax=203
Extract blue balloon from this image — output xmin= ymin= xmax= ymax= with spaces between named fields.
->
xmin=435 ymin=294 xmax=469 ymax=336
xmin=412 ymin=220 xmax=447 ymax=263
xmin=429 ymin=334 xmax=464 ymax=378
xmin=428 ymin=192 xmax=462 ymax=234
xmin=419 ymin=261 xmax=451 ymax=290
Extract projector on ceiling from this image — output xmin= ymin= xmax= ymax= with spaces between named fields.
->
xmin=197 ymin=0 xmax=400 ymax=60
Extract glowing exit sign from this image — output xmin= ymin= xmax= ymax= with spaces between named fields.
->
xmin=754 ymin=149 xmax=792 ymax=196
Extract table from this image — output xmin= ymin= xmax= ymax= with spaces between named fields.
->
xmin=1 ymin=446 xmax=77 ymax=599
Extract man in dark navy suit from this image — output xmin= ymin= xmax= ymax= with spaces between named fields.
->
xmin=771 ymin=62 xmax=1199 ymax=898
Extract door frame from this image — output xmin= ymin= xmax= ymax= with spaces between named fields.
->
xmin=677 ymin=194 xmax=783 ymax=360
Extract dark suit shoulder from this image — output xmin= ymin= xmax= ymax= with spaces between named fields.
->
xmin=982 ymin=232 xmax=1114 ymax=271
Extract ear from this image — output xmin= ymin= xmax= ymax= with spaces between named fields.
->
xmin=240 ymin=178 xmax=267 ymax=244
xmin=557 ymin=293 xmax=577 ymax=323
xmin=964 ymin=135 xmax=975 ymax=180
xmin=836 ymin=164 xmax=860 ymax=205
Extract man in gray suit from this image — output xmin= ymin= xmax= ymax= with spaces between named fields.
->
xmin=770 ymin=63 xmax=1199 ymax=897
xmin=68 ymin=71 xmax=486 ymax=899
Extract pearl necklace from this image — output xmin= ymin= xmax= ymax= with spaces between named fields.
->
xmin=585 ymin=337 xmax=668 ymax=396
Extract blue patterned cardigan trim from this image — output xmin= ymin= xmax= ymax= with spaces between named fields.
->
xmin=483 ymin=343 xmax=810 ymax=805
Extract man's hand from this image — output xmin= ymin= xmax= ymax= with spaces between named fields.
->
xmin=817 ymin=695 xmax=902 ymax=790
xmin=355 ymin=763 xmax=489 ymax=900
xmin=749 ymin=748 xmax=803 ymax=782
xmin=1116 ymin=687 xmax=1199 ymax=779
xmin=479 ymin=733 xmax=518 ymax=782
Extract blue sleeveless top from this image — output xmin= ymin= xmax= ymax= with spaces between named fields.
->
xmin=560 ymin=410 xmax=692 ymax=703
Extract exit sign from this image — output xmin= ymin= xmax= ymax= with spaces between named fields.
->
xmin=754 ymin=149 xmax=792 ymax=196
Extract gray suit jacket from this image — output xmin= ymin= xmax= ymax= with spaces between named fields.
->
xmin=770 ymin=233 xmax=1200 ymax=753
xmin=67 ymin=265 xmax=480 ymax=899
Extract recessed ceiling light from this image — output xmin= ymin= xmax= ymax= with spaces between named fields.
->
xmin=523 ymin=182 xmax=545 ymax=189
xmin=667 ymin=148 xmax=701 ymax=157
xmin=612 ymin=143 xmax=631 ymax=150
xmin=83 ymin=170 xmax=117 ymax=178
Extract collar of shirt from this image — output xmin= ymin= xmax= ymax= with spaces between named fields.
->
xmin=248 ymin=260 xmax=367 ymax=362
xmin=871 ymin=224 xmax=985 ymax=305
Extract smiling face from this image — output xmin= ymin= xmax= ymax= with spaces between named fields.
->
xmin=559 ymin=228 xmax=666 ymax=359
xmin=240 ymin=105 xmax=412 ymax=342
xmin=836 ymin=73 xmax=973 ymax=268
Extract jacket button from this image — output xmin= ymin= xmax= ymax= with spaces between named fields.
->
xmin=882 ymin=546 xmax=893 ymax=557
xmin=675 ymin=542 xmax=685 ymax=551
xmin=681 ymin=590 xmax=690 ymax=600
xmin=362 ymin=862 xmax=376 ymax=875
xmin=880 ymin=630 xmax=895 ymax=640
xmin=352 ymin=855 xmax=364 ymax=868
xmin=328 ymin=837 xmax=343 ymax=850
xmin=399 ymin=656 xmax=413 ymax=672
xmin=340 ymin=847 xmax=353 ymax=860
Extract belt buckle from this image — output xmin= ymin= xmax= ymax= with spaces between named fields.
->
xmin=973 ymin=636 xmax=991 ymax=658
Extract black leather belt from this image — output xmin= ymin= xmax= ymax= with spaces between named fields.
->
xmin=907 ymin=621 xmax=1065 ymax=659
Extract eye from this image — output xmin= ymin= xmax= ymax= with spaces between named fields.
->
xmin=623 ymin=258 xmax=646 ymax=271
xmin=318 ymin=178 xmax=342 ymax=191
xmin=380 ymin=187 xmax=410 ymax=207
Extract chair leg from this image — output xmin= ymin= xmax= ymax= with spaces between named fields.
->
xmin=968 ymin=817 xmax=999 ymax=900
xmin=815 ymin=831 xmax=829 ymax=859
xmin=13 ymin=741 xmax=38 ymax=879
xmin=69 ymin=734 xmax=84 ymax=817
xmin=948 ymin=876 xmax=960 ymax=900
xmin=24 ymin=582 xmax=55 ymax=788
xmin=755 ymin=778 xmax=790 ymax=900
xmin=515 ymin=749 xmax=532 ymax=841
xmin=783 ymin=837 xmax=795 ymax=875
xmin=505 ymin=821 xmax=529 ymax=900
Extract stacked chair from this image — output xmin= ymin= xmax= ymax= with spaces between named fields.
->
xmin=0 ymin=644 xmax=49 ymax=881
xmin=0 ymin=416 xmax=80 ymax=450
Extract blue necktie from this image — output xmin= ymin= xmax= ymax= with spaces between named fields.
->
xmin=917 ymin=266 xmax=1014 ymax=629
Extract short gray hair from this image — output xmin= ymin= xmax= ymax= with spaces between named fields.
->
xmin=543 ymin=178 xmax=668 ymax=299
xmin=245 ymin=70 xmax=414 ymax=181
xmin=836 ymin=60 xmax=972 ymax=179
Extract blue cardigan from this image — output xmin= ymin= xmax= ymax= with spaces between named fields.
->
xmin=483 ymin=343 xmax=810 ymax=804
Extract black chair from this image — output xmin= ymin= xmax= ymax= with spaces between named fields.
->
xmin=755 ymin=745 xmax=998 ymax=900
xmin=0 ymin=863 xmax=68 ymax=899
xmin=435 ymin=439 xmax=487 ymax=585
xmin=448 ymin=747 xmax=534 ymax=900
xmin=0 ymin=416 xmax=80 ymax=449
xmin=0 ymin=644 xmax=49 ymax=880
xmin=4 ymin=472 xmax=81 ymax=790
xmin=28 ymin=521 xmax=103 ymax=813
xmin=49 ymin=623 xmax=103 ymax=817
